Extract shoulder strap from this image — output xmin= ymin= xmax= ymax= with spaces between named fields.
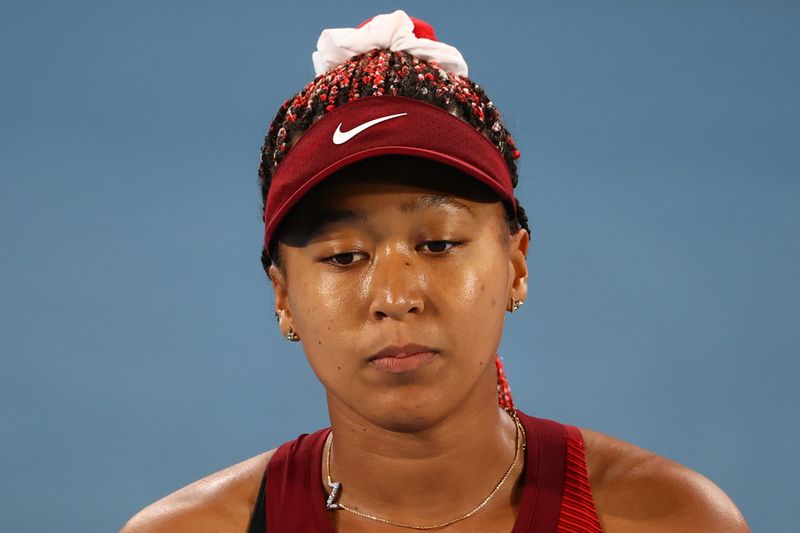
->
xmin=557 ymin=425 xmax=603 ymax=532
xmin=247 ymin=429 xmax=331 ymax=533
xmin=264 ymin=428 xmax=334 ymax=532
xmin=512 ymin=411 xmax=569 ymax=532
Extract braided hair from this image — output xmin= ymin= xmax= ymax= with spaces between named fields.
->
xmin=258 ymin=48 xmax=528 ymax=410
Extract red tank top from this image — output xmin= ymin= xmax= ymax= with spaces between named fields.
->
xmin=259 ymin=410 xmax=602 ymax=532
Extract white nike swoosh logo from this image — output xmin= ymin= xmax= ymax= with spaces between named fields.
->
xmin=332 ymin=112 xmax=408 ymax=145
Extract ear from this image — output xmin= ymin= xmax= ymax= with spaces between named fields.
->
xmin=269 ymin=264 xmax=294 ymax=332
xmin=507 ymin=229 xmax=530 ymax=309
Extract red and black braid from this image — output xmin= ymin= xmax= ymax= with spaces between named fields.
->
xmin=259 ymin=49 xmax=526 ymax=410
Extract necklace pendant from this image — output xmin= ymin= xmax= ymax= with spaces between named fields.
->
xmin=326 ymin=480 xmax=343 ymax=510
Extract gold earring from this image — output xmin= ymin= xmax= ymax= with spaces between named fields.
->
xmin=286 ymin=327 xmax=300 ymax=342
xmin=510 ymin=299 xmax=524 ymax=313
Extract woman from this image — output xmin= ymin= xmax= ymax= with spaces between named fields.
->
xmin=123 ymin=11 xmax=748 ymax=532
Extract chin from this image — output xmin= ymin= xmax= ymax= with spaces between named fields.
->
xmin=364 ymin=389 xmax=457 ymax=433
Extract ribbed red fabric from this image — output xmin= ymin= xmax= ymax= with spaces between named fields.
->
xmin=558 ymin=425 xmax=603 ymax=532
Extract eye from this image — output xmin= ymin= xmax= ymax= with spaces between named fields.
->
xmin=324 ymin=251 xmax=367 ymax=266
xmin=420 ymin=241 xmax=458 ymax=253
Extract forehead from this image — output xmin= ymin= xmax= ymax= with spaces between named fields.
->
xmin=275 ymin=155 xmax=507 ymax=245
xmin=274 ymin=155 xmax=510 ymax=251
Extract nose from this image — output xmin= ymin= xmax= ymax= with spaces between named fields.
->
xmin=368 ymin=245 xmax=425 ymax=321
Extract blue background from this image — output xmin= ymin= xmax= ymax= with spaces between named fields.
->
xmin=2 ymin=1 xmax=797 ymax=531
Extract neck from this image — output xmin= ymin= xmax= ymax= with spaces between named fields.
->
xmin=322 ymin=387 xmax=522 ymax=524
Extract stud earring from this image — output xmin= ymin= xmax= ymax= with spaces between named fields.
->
xmin=286 ymin=327 xmax=300 ymax=342
xmin=510 ymin=299 xmax=524 ymax=313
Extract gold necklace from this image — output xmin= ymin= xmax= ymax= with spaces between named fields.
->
xmin=324 ymin=408 xmax=526 ymax=530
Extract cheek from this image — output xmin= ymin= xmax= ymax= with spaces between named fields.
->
xmin=445 ymin=253 xmax=507 ymax=312
xmin=288 ymin=281 xmax=346 ymax=384
xmin=287 ymin=271 xmax=365 ymax=353
xmin=441 ymin=251 xmax=509 ymax=350
xmin=297 ymin=275 xmax=349 ymax=315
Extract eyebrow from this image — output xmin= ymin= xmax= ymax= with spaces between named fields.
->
xmin=305 ymin=208 xmax=367 ymax=240
xmin=302 ymin=195 xmax=471 ymax=242
xmin=400 ymin=194 xmax=472 ymax=215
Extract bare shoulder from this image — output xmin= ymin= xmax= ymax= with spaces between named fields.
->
xmin=120 ymin=449 xmax=277 ymax=533
xmin=579 ymin=427 xmax=749 ymax=533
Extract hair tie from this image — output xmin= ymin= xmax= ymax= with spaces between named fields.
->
xmin=311 ymin=10 xmax=469 ymax=78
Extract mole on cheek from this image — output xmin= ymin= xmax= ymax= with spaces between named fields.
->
xmin=491 ymin=297 xmax=497 ymax=306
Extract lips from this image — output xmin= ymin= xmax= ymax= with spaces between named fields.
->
xmin=367 ymin=343 xmax=439 ymax=373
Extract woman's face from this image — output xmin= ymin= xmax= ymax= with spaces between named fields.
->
xmin=270 ymin=156 xmax=528 ymax=431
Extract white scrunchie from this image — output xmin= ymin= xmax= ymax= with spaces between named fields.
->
xmin=312 ymin=10 xmax=469 ymax=78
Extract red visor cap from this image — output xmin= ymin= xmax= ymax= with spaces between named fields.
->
xmin=263 ymin=95 xmax=516 ymax=251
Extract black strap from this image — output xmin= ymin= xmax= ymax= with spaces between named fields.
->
xmin=247 ymin=468 xmax=268 ymax=533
